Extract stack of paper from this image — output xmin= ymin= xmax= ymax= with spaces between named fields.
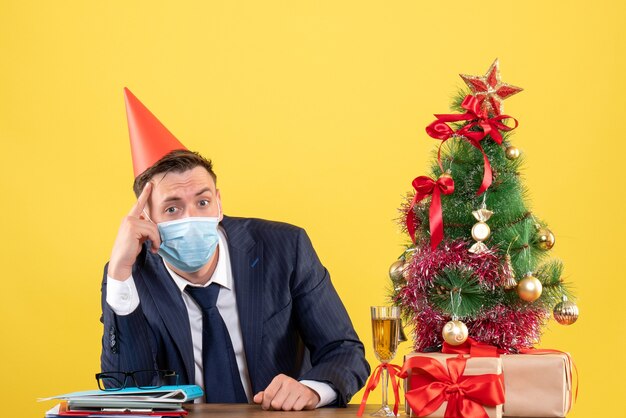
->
xmin=40 ymin=385 xmax=203 ymax=418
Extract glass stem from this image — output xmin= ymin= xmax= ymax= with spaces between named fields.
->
xmin=381 ymin=365 xmax=389 ymax=408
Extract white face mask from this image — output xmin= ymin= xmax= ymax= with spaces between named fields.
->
xmin=144 ymin=203 xmax=222 ymax=273
xmin=156 ymin=216 xmax=220 ymax=272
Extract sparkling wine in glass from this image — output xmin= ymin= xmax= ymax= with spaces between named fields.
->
xmin=370 ymin=306 xmax=400 ymax=417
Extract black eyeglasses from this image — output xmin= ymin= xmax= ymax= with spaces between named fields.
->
xmin=95 ymin=370 xmax=179 ymax=391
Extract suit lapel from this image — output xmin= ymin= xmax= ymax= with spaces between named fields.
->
xmin=138 ymin=253 xmax=195 ymax=383
xmin=221 ymin=216 xmax=265 ymax=392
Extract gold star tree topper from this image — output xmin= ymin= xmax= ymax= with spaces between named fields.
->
xmin=460 ymin=59 xmax=523 ymax=116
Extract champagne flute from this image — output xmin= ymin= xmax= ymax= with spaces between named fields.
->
xmin=370 ymin=306 xmax=401 ymax=417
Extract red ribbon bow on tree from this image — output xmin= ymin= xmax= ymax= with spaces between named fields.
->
xmin=406 ymin=174 xmax=455 ymax=249
xmin=357 ymin=363 xmax=402 ymax=417
xmin=425 ymin=95 xmax=518 ymax=195
xmin=398 ymin=355 xmax=505 ymax=418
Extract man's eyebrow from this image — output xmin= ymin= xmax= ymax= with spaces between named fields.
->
xmin=161 ymin=188 xmax=213 ymax=204
xmin=195 ymin=187 xmax=213 ymax=196
xmin=162 ymin=195 xmax=182 ymax=203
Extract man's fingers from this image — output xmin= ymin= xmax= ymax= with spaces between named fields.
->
xmin=293 ymin=393 xmax=317 ymax=411
xmin=279 ymin=392 xmax=300 ymax=411
xmin=133 ymin=220 xmax=161 ymax=250
xmin=261 ymin=376 xmax=283 ymax=410
xmin=256 ymin=375 xmax=319 ymax=411
xmin=129 ymin=182 xmax=153 ymax=217
xmin=268 ymin=385 xmax=289 ymax=411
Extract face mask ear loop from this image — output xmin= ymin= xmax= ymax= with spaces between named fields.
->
xmin=142 ymin=209 xmax=155 ymax=224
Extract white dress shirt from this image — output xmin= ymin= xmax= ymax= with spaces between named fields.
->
xmin=106 ymin=227 xmax=336 ymax=407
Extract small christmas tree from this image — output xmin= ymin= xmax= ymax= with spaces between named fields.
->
xmin=392 ymin=60 xmax=579 ymax=353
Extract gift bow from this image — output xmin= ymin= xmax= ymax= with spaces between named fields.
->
xmin=398 ymin=355 xmax=505 ymax=418
xmin=357 ymin=363 xmax=402 ymax=416
xmin=425 ymin=95 xmax=518 ymax=195
xmin=406 ymin=174 xmax=455 ymax=249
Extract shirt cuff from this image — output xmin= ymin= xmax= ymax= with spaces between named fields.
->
xmin=299 ymin=380 xmax=337 ymax=408
xmin=106 ymin=275 xmax=140 ymax=315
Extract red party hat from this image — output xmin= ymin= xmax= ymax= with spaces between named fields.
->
xmin=124 ymin=88 xmax=187 ymax=177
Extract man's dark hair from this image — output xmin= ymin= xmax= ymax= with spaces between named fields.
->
xmin=133 ymin=149 xmax=217 ymax=197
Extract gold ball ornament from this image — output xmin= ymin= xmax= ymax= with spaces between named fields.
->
xmin=553 ymin=297 xmax=579 ymax=325
xmin=389 ymin=260 xmax=405 ymax=282
xmin=505 ymin=146 xmax=520 ymax=160
xmin=442 ymin=320 xmax=469 ymax=346
xmin=402 ymin=262 xmax=412 ymax=280
xmin=517 ymin=274 xmax=543 ymax=302
xmin=536 ymin=228 xmax=556 ymax=250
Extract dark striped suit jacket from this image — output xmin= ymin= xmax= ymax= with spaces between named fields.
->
xmin=100 ymin=215 xmax=370 ymax=406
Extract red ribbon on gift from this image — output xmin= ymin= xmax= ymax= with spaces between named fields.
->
xmin=442 ymin=337 xmax=504 ymax=358
xmin=357 ymin=363 xmax=402 ymax=416
xmin=425 ymin=95 xmax=518 ymax=195
xmin=398 ymin=355 xmax=505 ymax=418
xmin=406 ymin=175 xmax=455 ymax=249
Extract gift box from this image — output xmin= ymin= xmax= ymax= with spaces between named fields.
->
xmin=501 ymin=352 xmax=573 ymax=417
xmin=401 ymin=352 xmax=504 ymax=418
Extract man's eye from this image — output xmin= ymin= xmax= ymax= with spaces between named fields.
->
xmin=199 ymin=200 xmax=210 ymax=207
xmin=165 ymin=207 xmax=177 ymax=214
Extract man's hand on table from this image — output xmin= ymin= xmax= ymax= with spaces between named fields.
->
xmin=253 ymin=374 xmax=320 ymax=411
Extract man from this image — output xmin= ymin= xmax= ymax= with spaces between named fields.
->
xmin=100 ymin=88 xmax=370 ymax=411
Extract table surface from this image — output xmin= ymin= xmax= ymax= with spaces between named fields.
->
xmin=183 ymin=404 xmax=564 ymax=418
xmin=184 ymin=404 xmax=375 ymax=417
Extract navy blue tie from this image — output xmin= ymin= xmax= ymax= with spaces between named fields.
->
xmin=185 ymin=284 xmax=248 ymax=403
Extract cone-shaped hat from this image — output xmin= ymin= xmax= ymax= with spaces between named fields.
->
xmin=124 ymin=88 xmax=187 ymax=177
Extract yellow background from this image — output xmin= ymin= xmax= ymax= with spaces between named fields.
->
xmin=1 ymin=1 xmax=624 ymax=416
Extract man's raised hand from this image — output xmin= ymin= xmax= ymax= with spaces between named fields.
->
xmin=108 ymin=183 xmax=160 ymax=281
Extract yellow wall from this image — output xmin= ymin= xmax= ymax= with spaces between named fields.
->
xmin=1 ymin=1 xmax=624 ymax=416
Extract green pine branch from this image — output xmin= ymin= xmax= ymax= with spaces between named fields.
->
xmin=428 ymin=266 xmax=498 ymax=318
